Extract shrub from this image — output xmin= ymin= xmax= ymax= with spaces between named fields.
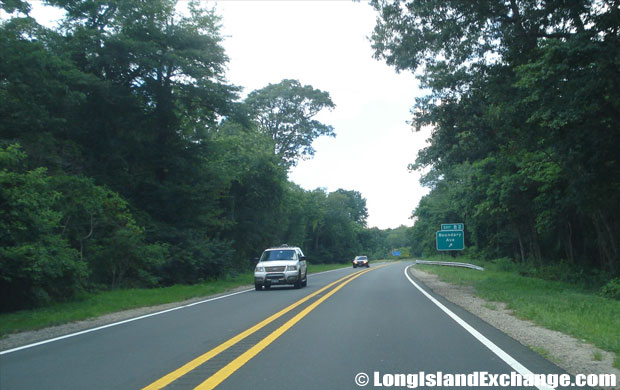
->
xmin=492 ymin=257 xmax=520 ymax=272
xmin=0 ymin=144 xmax=87 ymax=310
xmin=600 ymin=278 xmax=620 ymax=300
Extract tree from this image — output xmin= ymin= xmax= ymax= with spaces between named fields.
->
xmin=334 ymin=189 xmax=368 ymax=227
xmin=0 ymin=0 xmax=30 ymax=14
xmin=0 ymin=0 xmax=423 ymax=313
xmin=214 ymin=120 xmax=290 ymax=266
xmin=245 ymin=79 xmax=335 ymax=166
xmin=371 ymin=0 xmax=620 ymax=276
xmin=43 ymin=0 xmax=243 ymax=283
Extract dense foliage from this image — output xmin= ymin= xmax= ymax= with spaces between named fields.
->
xmin=0 ymin=0 xmax=404 ymax=311
xmin=371 ymin=0 xmax=620 ymax=281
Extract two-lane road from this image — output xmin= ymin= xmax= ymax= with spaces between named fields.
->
xmin=1 ymin=262 xmax=577 ymax=389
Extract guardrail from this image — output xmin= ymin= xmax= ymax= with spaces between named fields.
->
xmin=415 ymin=260 xmax=484 ymax=271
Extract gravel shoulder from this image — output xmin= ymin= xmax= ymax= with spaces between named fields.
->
xmin=408 ymin=266 xmax=620 ymax=390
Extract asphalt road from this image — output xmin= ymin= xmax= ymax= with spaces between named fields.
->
xmin=1 ymin=262 xmax=582 ymax=390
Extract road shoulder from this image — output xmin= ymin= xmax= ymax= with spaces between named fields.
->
xmin=408 ymin=266 xmax=620 ymax=389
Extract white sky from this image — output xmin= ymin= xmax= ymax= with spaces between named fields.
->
xmin=25 ymin=0 xmax=432 ymax=229
xmin=215 ymin=1 xmax=430 ymax=229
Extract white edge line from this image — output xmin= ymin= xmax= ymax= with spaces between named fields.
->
xmin=404 ymin=265 xmax=555 ymax=390
xmin=1 ymin=265 xmax=366 ymax=355
xmin=0 ymin=288 xmax=253 ymax=355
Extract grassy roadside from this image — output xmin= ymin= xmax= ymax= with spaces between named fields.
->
xmin=414 ymin=257 xmax=620 ymax=369
xmin=0 ymin=262 xmax=354 ymax=338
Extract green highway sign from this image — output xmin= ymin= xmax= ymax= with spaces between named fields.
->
xmin=436 ymin=230 xmax=464 ymax=251
xmin=441 ymin=223 xmax=464 ymax=231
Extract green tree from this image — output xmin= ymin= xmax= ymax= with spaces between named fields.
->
xmin=334 ymin=189 xmax=368 ymax=227
xmin=214 ymin=120 xmax=290 ymax=267
xmin=371 ymin=0 xmax=620 ymax=276
xmin=0 ymin=0 xmax=30 ymax=14
xmin=45 ymin=0 xmax=243 ymax=283
xmin=246 ymin=79 xmax=336 ymax=166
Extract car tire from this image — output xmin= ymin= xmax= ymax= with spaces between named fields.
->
xmin=353 ymin=265 xmax=356 ymax=268
xmin=294 ymin=272 xmax=302 ymax=289
xmin=255 ymin=283 xmax=262 ymax=291
xmin=301 ymin=272 xmax=307 ymax=287
xmin=366 ymin=264 xmax=369 ymax=268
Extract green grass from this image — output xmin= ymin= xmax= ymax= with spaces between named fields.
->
xmin=415 ymin=257 xmax=620 ymax=369
xmin=593 ymin=351 xmax=603 ymax=361
xmin=0 ymin=263 xmax=357 ymax=338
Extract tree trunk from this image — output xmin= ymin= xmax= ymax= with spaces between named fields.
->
xmin=516 ymin=228 xmax=526 ymax=263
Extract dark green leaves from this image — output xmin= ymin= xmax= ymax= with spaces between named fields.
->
xmin=372 ymin=0 xmax=620 ymax=276
xmin=246 ymin=79 xmax=335 ymax=167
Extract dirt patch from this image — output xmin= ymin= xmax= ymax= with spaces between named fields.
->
xmin=0 ymin=284 xmax=253 ymax=352
xmin=408 ymin=266 xmax=619 ymax=389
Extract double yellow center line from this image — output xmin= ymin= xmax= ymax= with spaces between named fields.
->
xmin=143 ymin=265 xmax=386 ymax=390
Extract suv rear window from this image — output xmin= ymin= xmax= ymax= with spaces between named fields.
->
xmin=260 ymin=249 xmax=296 ymax=261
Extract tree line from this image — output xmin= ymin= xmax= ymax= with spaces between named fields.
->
xmin=0 ymin=0 xmax=407 ymax=312
xmin=371 ymin=0 xmax=620 ymax=284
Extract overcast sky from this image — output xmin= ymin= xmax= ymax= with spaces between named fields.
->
xmin=215 ymin=1 xmax=431 ymax=229
xmin=27 ymin=0 xmax=432 ymax=229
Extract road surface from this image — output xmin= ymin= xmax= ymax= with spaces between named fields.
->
xmin=1 ymin=261 xmax=583 ymax=389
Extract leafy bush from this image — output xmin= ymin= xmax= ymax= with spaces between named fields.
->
xmin=50 ymin=175 xmax=168 ymax=289
xmin=160 ymin=232 xmax=234 ymax=285
xmin=516 ymin=262 xmax=609 ymax=289
xmin=0 ymin=144 xmax=166 ymax=312
xmin=0 ymin=144 xmax=87 ymax=310
xmin=491 ymin=257 xmax=520 ymax=272
xmin=600 ymin=278 xmax=620 ymax=300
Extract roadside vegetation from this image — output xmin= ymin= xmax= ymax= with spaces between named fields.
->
xmin=416 ymin=257 xmax=620 ymax=369
xmin=0 ymin=1 xmax=409 ymax=315
xmin=371 ymin=2 xmax=620 ymax=284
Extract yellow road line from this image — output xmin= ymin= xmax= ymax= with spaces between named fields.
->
xmin=142 ymin=270 xmax=367 ymax=390
xmin=195 ymin=265 xmax=384 ymax=390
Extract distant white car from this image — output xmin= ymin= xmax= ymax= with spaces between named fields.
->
xmin=254 ymin=245 xmax=307 ymax=290
xmin=352 ymin=255 xmax=369 ymax=268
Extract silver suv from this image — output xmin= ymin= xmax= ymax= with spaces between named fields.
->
xmin=254 ymin=246 xmax=307 ymax=290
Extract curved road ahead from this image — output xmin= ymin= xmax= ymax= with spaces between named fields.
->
xmin=1 ymin=262 xmax=580 ymax=389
